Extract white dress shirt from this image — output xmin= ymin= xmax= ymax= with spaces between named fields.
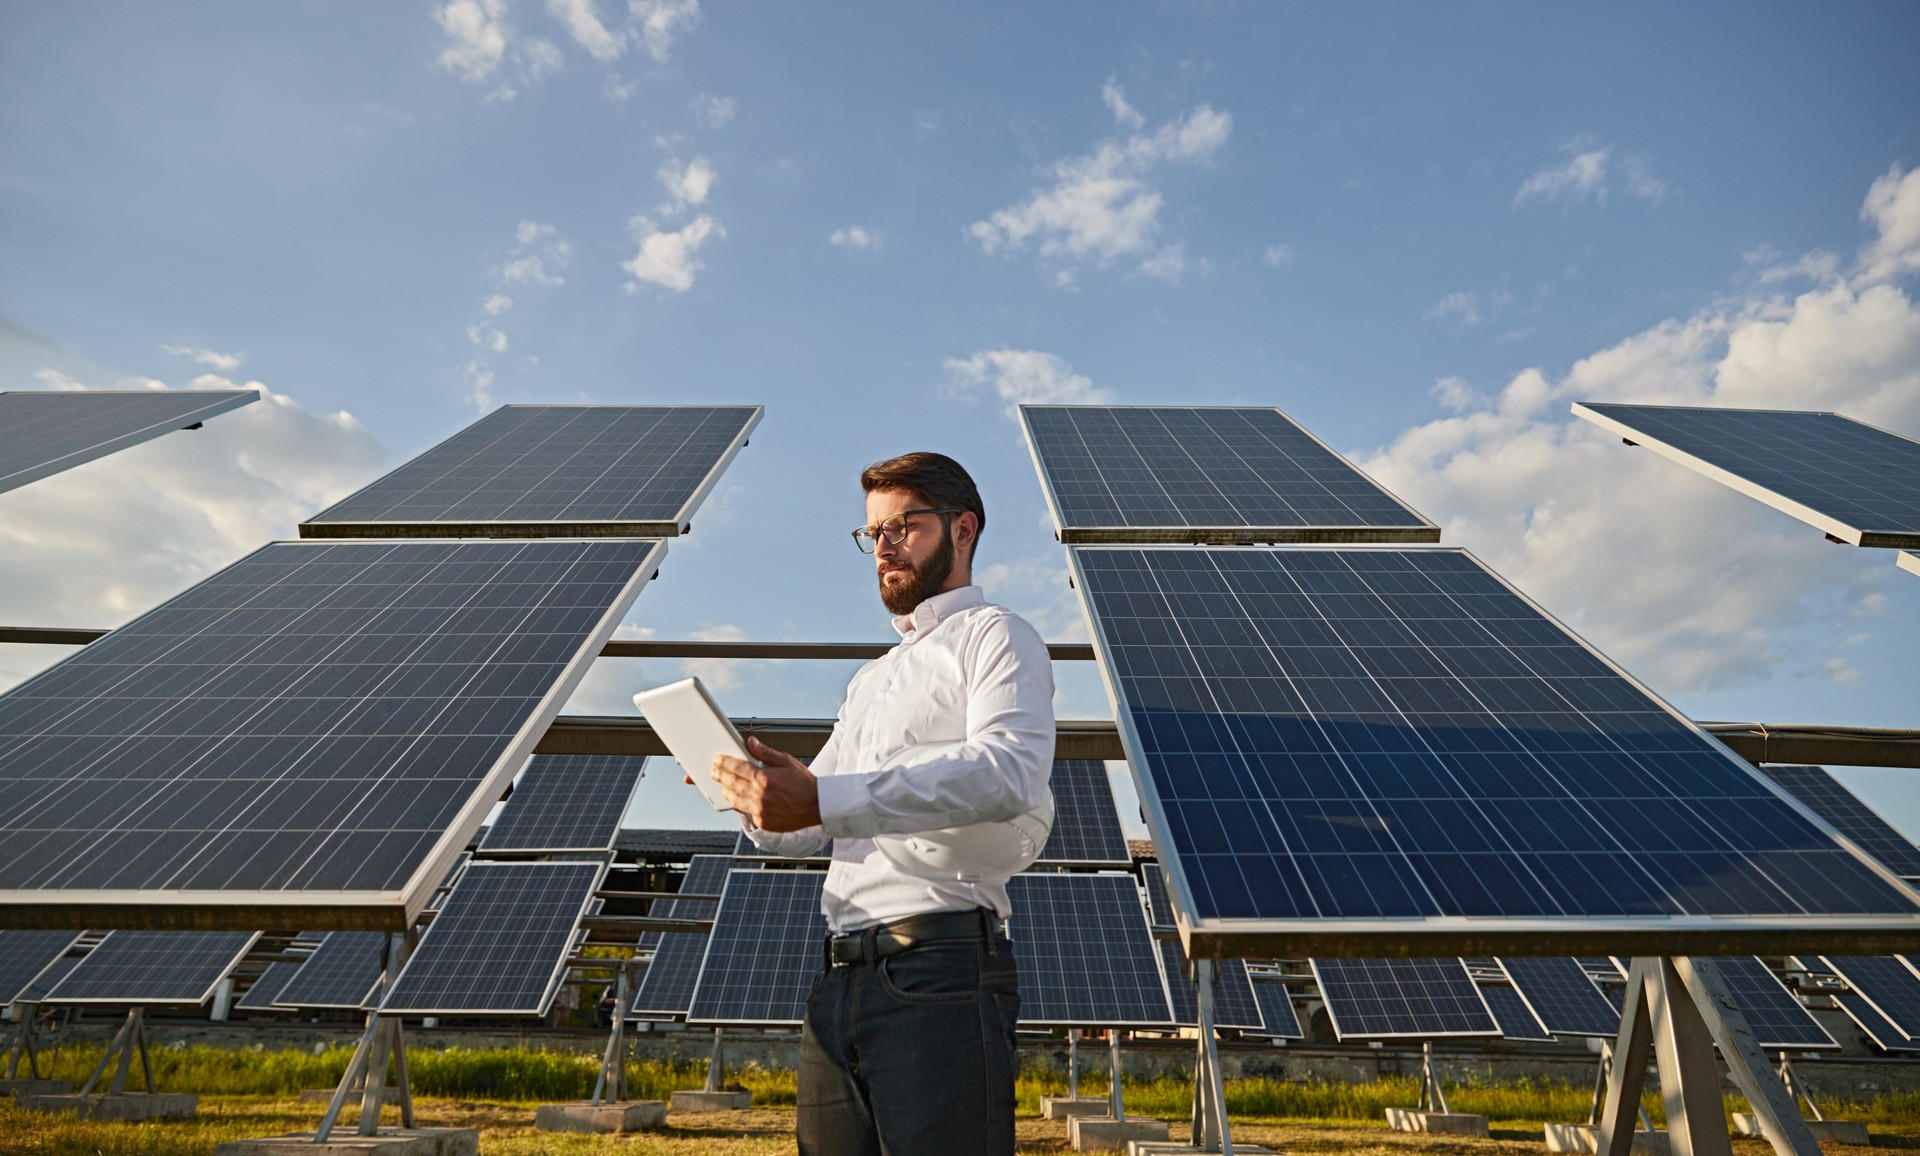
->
xmin=742 ymin=584 xmax=1056 ymax=931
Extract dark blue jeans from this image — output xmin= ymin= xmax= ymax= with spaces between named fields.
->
xmin=797 ymin=926 xmax=1021 ymax=1156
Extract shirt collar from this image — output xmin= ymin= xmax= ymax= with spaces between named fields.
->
xmin=890 ymin=584 xmax=984 ymax=640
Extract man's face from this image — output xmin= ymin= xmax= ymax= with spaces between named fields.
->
xmin=867 ymin=487 xmax=956 ymax=616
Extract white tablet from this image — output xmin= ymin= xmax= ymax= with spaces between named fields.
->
xmin=632 ymin=676 xmax=748 ymax=812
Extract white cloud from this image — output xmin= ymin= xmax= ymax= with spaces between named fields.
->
xmin=1100 ymin=77 xmax=1145 ymax=130
xmin=1514 ymin=138 xmax=1665 ymax=208
xmin=1263 ymin=243 xmax=1296 ymax=268
xmin=681 ymin=623 xmax=752 ymax=691
xmin=630 ymin=0 xmax=700 ymax=61
xmin=465 ymin=324 xmax=508 ymax=353
xmin=656 ymin=156 xmax=715 ymax=213
xmin=433 ymin=0 xmax=509 ymax=83
xmin=690 ymin=93 xmax=735 ymax=127
xmin=968 ymin=87 xmax=1230 ymax=284
xmin=501 ymin=220 xmax=570 ymax=287
xmin=942 ymin=349 xmax=1114 ymax=419
xmin=829 ymin=225 xmax=881 ymax=250
xmin=623 ymin=214 xmax=722 ymax=293
xmin=481 ymin=293 xmax=513 ymax=316
xmin=1361 ymin=166 xmax=1920 ymax=695
xmin=0 ymin=376 xmax=388 ymax=692
xmin=1136 ymin=243 xmax=1194 ymax=284
xmin=1425 ymin=285 xmax=1512 ymax=326
xmin=1860 ymin=164 xmax=1920 ymax=284
xmin=546 ymin=0 xmax=625 ymax=61
xmin=975 ymin=555 xmax=1088 ymax=643
xmin=161 ymin=344 xmax=243 ymax=372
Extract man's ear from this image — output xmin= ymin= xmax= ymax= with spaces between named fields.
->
xmin=954 ymin=510 xmax=980 ymax=562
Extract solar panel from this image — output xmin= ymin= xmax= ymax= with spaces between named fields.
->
xmin=274 ymin=931 xmax=387 ymax=1010
xmin=631 ymin=922 xmax=709 ymax=1019
xmin=301 ymin=405 xmax=760 ymax=539
xmin=381 ymin=860 xmax=602 ymax=1016
xmin=234 ymin=961 xmax=305 ymax=1013
xmin=43 ymin=930 xmax=259 ymax=1005
xmin=1480 ymin=982 xmax=1554 ymax=1042
xmin=685 ymin=870 xmax=828 ymax=1026
xmin=1003 ymin=873 xmax=1171 ymax=1027
xmin=0 ymin=389 xmax=258 ymax=494
xmin=477 ymin=754 xmax=647 ymax=856
xmin=1821 ymin=957 xmax=1920 ymax=1039
xmin=0 ymin=930 xmax=84 ymax=1004
xmin=1704 ymin=956 xmax=1835 ymax=1050
xmin=1310 ymin=958 xmax=1500 ymax=1040
xmin=1247 ymin=980 xmax=1304 ymax=1039
xmin=1141 ymin=863 xmax=1176 ymax=929
xmin=636 ymin=853 xmax=732 ymax=952
xmin=1157 ymin=941 xmax=1263 ymax=1030
xmin=1835 ymin=992 xmax=1920 ymax=1053
xmin=1034 ymin=761 xmax=1131 ymax=866
xmin=0 ymin=537 xmax=663 ymax=931
xmin=1069 ymin=545 xmax=1920 ymax=955
xmin=1572 ymin=403 xmax=1920 ymax=549
xmin=1498 ymin=957 xmax=1621 ymax=1037
xmin=1020 ymin=405 xmax=1438 ymax=545
xmin=1755 ymin=765 xmax=1920 ymax=879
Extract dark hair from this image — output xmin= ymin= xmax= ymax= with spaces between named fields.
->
xmin=860 ymin=451 xmax=985 ymax=550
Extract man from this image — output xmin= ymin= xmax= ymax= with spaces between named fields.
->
xmin=708 ymin=451 xmax=1055 ymax=1156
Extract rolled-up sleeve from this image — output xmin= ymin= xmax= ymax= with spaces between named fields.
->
xmin=816 ymin=612 xmax=1055 ymax=840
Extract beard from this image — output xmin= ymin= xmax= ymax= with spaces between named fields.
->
xmin=877 ymin=523 xmax=955 ymax=615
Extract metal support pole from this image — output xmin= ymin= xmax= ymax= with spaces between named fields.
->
xmin=1670 ymin=957 xmax=1821 ymax=1156
xmin=1588 ymin=1042 xmax=1610 ymax=1127
xmin=1422 ymin=1040 xmax=1451 ymax=1115
xmin=79 ymin=1008 xmax=137 ymax=1096
xmin=391 ymin=1019 xmax=414 ymax=1129
xmin=315 ymin=1015 xmax=381 ymax=1143
xmin=1778 ymin=1052 xmax=1822 ymax=1121
xmin=704 ymin=1027 xmax=725 ymax=1093
xmin=1188 ymin=958 xmax=1235 ymax=1155
xmin=134 ymin=1008 xmax=155 ymax=1094
xmin=1645 ymin=958 xmax=1733 ymax=1156
xmin=1108 ymin=1030 xmax=1125 ymax=1121
xmin=1597 ymin=959 xmax=1657 ymax=1156
xmin=1067 ymin=1029 xmax=1080 ymax=1099
xmin=594 ymin=962 xmax=635 ymax=1106
xmin=356 ymin=1017 xmax=394 ymax=1137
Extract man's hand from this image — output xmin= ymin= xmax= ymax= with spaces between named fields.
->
xmin=706 ymin=735 xmax=822 ymax=832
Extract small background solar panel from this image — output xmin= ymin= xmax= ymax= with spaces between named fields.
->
xmin=44 ymin=930 xmax=260 ymax=1005
xmin=636 ymin=853 xmax=732 ymax=954
xmin=274 ymin=931 xmax=387 ymax=1009
xmin=0 ymin=930 xmax=84 ymax=1004
xmin=1822 ymin=957 xmax=1920 ymax=1039
xmin=1158 ymin=941 xmax=1264 ymax=1030
xmin=0 ymin=389 xmax=256 ymax=493
xmin=1498 ymin=957 xmax=1621 ymax=1037
xmin=1034 ymin=761 xmax=1131 ymax=866
xmin=1480 ymin=983 xmax=1554 ymax=1042
xmin=1705 ymin=956 xmax=1834 ymax=1049
xmin=1247 ymin=981 xmax=1304 ymax=1039
xmin=235 ymin=961 xmax=305 ymax=1012
xmin=631 ymin=922 xmax=710 ymax=1019
xmin=478 ymin=755 xmax=647 ymax=855
xmin=1310 ymin=958 xmax=1500 ymax=1040
xmin=686 ymin=870 xmax=828 ymax=1025
xmin=1141 ymin=863 xmax=1176 ymax=929
xmin=1755 ymin=765 xmax=1920 ymax=879
xmin=1005 ymin=873 xmax=1171 ymax=1027
xmin=382 ymin=861 xmax=602 ymax=1016
xmin=1836 ymin=992 xmax=1920 ymax=1052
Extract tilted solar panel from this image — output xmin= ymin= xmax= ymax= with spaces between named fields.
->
xmin=301 ymin=405 xmax=760 ymax=539
xmin=274 ymin=931 xmax=387 ymax=1010
xmin=1158 ymin=941 xmax=1263 ymax=1030
xmin=1755 ymin=765 xmax=1920 ymax=879
xmin=44 ymin=930 xmax=259 ymax=1005
xmin=477 ymin=754 xmax=648 ymax=856
xmin=234 ymin=960 xmax=305 ymax=1013
xmin=686 ymin=870 xmax=828 ymax=1026
xmin=0 ymin=389 xmax=257 ymax=494
xmin=1070 ymin=545 xmax=1920 ymax=956
xmin=1821 ymin=957 xmax=1920 ymax=1039
xmin=1572 ymin=402 xmax=1920 ymax=549
xmin=1004 ymin=872 xmax=1171 ymax=1027
xmin=631 ymin=922 xmax=709 ymax=1019
xmin=1247 ymin=980 xmax=1305 ymax=1039
xmin=1310 ymin=958 xmax=1500 ymax=1040
xmin=1034 ymin=760 xmax=1131 ymax=866
xmin=0 ymin=930 xmax=84 ymax=1004
xmin=1498 ymin=956 xmax=1621 ymax=1037
xmin=1021 ymin=405 xmax=1438 ymax=545
xmin=636 ymin=852 xmax=732 ymax=952
xmin=1141 ymin=862 xmax=1177 ymax=929
xmin=1835 ymin=992 xmax=1919 ymax=1053
xmin=1704 ymin=956 xmax=1835 ymax=1050
xmin=381 ymin=860 xmax=603 ymax=1016
xmin=0 ymin=537 xmax=663 ymax=931
xmin=1481 ymin=983 xmax=1554 ymax=1042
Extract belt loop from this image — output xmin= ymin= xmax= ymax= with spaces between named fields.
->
xmin=822 ymin=933 xmax=832 ymax=970
xmin=861 ymin=925 xmax=877 ymax=968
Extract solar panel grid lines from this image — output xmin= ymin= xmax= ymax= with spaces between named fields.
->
xmin=1701 ymin=956 xmax=1836 ymax=1050
xmin=1157 ymin=941 xmax=1264 ymax=1030
xmin=1497 ymin=956 xmax=1622 ymax=1037
xmin=1309 ymin=958 xmax=1501 ymax=1040
xmin=476 ymin=754 xmax=647 ymax=856
xmin=1032 ymin=760 xmax=1131 ymax=866
xmin=636 ymin=853 xmax=734 ymax=952
xmin=44 ymin=930 xmax=261 ymax=1005
xmin=1067 ymin=543 xmax=1920 ymax=956
xmin=1141 ymin=862 xmax=1177 ymax=929
xmin=301 ymin=405 xmax=761 ymax=539
xmin=273 ymin=930 xmax=387 ymax=1010
xmin=1835 ymin=992 xmax=1920 ymax=1052
xmin=686 ymin=870 xmax=829 ymax=1026
xmin=1246 ymin=980 xmax=1305 ymax=1039
xmin=0 ymin=389 xmax=258 ymax=493
xmin=1755 ymin=765 xmax=1920 ymax=879
xmin=1571 ymin=402 xmax=1920 ymax=549
xmin=630 ymin=923 xmax=710 ymax=1019
xmin=0 ymin=930 xmax=84 ymax=1004
xmin=235 ymin=961 xmax=306 ymax=1012
xmin=1821 ymin=956 xmax=1920 ymax=1040
xmin=1480 ymin=982 xmax=1555 ymax=1042
xmin=381 ymin=860 xmax=604 ymax=1016
xmin=0 ymin=536 xmax=665 ymax=931
xmin=1004 ymin=872 xmax=1172 ymax=1027
xmin=1020 ymin=405 xmax=1439 ymax=545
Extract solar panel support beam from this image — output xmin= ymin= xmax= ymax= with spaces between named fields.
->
xmin=1188 ymin=959 xmax=1236 ymax=1155
xmin=1420 ymin=1041 xmax=1451 ymax=1114
xmin=78 ymin=1007 xmax=153 ymax=1096
xmin=1107 ymin=1031 xmax=1125 ymax=1121
xmin=703 ymin=1027 xmax=726 ymax=1093
xmin=593 ymin=959 xmax=640 ymax=1106
xmin=3 ymin=1003 xmax=41 ymax=1079
xmin=315 ymin=932 xmax=415 ymax=1143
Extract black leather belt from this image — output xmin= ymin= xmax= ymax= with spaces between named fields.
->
xmin=825 ymin=908 xmax=1002 ymax=967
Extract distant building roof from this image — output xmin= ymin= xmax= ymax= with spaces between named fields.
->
xmin=1128 ymin=839 xmax=1156 ymax=862
xmin=614 ymin=828 xmax=738 ymax=859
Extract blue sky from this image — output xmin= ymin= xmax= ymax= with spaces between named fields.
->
xmin=2 ymin=1 xmax=1918 ymax=837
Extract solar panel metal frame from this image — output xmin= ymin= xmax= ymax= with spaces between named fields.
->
xmin=0 ymin=389 xmax=258 ymax=494
xmin=476 ymin=754 xmax=649 ymax=857
xmin=636 ymin=852 xmax=733 ymax=953
xmin=0 ymin=537 xmax=665 ymax=933
xmin=1703 ymin=955 xmax=1836 ymax=1050
xmin=1309 ymin=957 xmax=1502 ymax=1040
xmin=0 ymin=930 xmax=85 ymax=1004
xmin=1480 ymin=981 xmax=1555 ymax=1042
xmin=234 ymin=959 xmax=306 ymax=1013
xmin=272 ymin=930 xmax=387 ymax=1011
xmin=1067 ymin=543 xmax=1920 ymax=959
xmin=1005 ymin=872 xmax=1174 ymax=1028
xmin=42 ymin=929 xmax=261 ymax=1005
xmin=1835 ymin=991 xmax=1920 ymax=1052
xmin=1498 ymin=956 xmax=1623 ymax=1038
xmin=1020 ymin=404 xmax=1440 ymax=546
xmin=1572 ymin=402 xmax=1920 ymax=550
xmin=300 ymin=404 xmax=761 ymax=540
xmin=1158 ymin=940 xmax=1264 ymax=1030
xmin=379 ymin=859 xmax=604 ymax=1017
xmin=1246 ymin=978 xmax=1306 ymax=1039
xmin=684 ymin=869 xmax=829 ymax=1027
xmin=1033 ymin=760 xmax=1132 ymax=867
xmin=1141 ymin=862 xmax=1177 ymax=930
xmin=1820 ymin=956 xmax=1920 ymax=1040
xmin=1756 ymin=764 xmax=1920 ymax=880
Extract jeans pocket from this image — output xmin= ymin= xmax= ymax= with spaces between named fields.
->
xmin=990 ymin=991 xmax=1021 ymax=1060
xmin=878 ymin=942 xmax=980 ymax=1004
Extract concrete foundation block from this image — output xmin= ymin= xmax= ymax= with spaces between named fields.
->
xmin=1544 ymin=1122 xmax=1671 ymax=1155
xmin=1070 ymin=1115 xmax=1171 ymax=1152
xmin=534 ymin=1100 xmax=668 ymax=1133
xmin=669 ymin=1088 xmax=752 ymax=1112
xmin=213 ymin=1127 xmax=479 ymax=1156
xmin=1386 ymin=1107 xmax=1490 ymax=1136
xmin=18 ymin=1092 xmax=197 ymax=1120
xmin=1043 ymin=1096 xmax=1116 ymax=1120
xmin=0 ymin=1077 xmax=71 ymax=1098
xmin=1126 ymin=1143 xmax=1277 ymax=1155
xmin=1731 ymin=1113 xmax=1869 ymax=1145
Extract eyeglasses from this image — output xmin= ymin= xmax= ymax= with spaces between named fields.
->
xmin=851 ymin=508 xmax=961 ymax=553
